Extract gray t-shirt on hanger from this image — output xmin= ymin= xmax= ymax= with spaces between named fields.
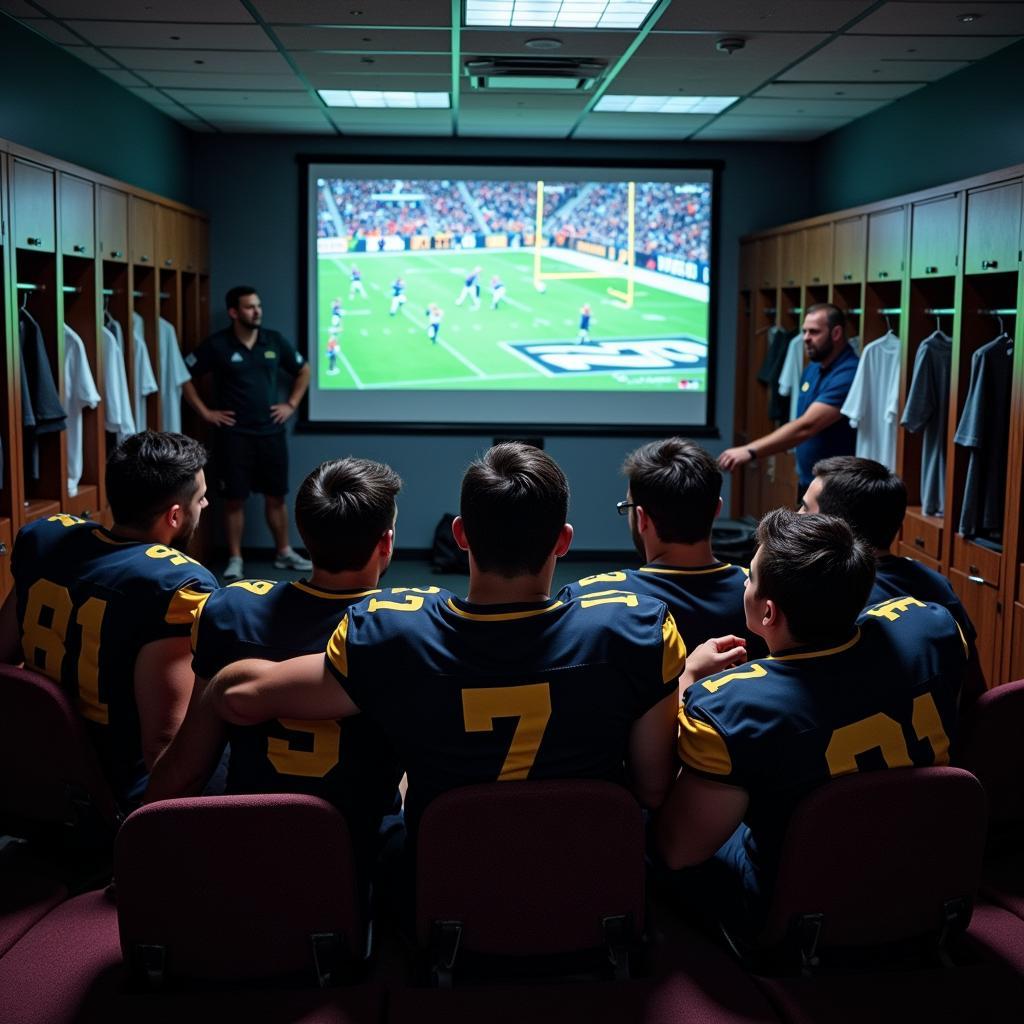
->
xmin=901 ymin=331 xmax=951 ymax=517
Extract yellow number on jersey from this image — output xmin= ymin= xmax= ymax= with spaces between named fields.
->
xmin=701 ymin=662 xmax=768 ymax=694
xmin=866 ymin=596 xmax=926 ymax=622
xmin=228 ymin=580 xmax=275 ymax=596
xmin=21 ymin=582 xmax=109 ymax=724
xmin=366 ymin=587 xmax=439 ymax=614
xmin=577 ymin=571 xmax=628 ymax=587
xmin=267 ymin=719 xmax=341 ymax=778
xmin=462 ymin=682 xmax=552 ymax=781
xmin=825 ymin=693 xmax=951 ymax=777
xmin=47 ymin=514 xmax=85 ymax=528
xmin=145 ymin=544 xmax=198 ymax=567
xmin=578 ymin=589 xmax=639 ymax=609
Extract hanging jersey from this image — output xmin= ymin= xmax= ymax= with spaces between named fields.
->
xmin=191 ymin=579 xmax=402 ymax=857
xmin=11 ymin=516 xmax=218 ymax=807
xmin=326 ymin=587 xmax=686 ymax=836
xmin=679 ymin=598 xmax=966 ymax=880
xmin=63 ymin=324 xmax=101 ymax=498
xmin=559 ymin=565 xmax=767 ymax=660
xmin=158 ymin=318 xmax=192 ymax=435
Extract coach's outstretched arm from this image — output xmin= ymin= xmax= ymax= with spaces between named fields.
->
xmin=207 ymin=653 xmax=359 ymax=726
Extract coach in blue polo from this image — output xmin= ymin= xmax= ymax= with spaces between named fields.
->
xmin=182 ymin=285 xmax=311 ymax=581
xmin=719 ymin=303 xmax=858 ymax=492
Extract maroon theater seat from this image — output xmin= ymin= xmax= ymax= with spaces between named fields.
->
xmin=957 ymin=680 xmax=1024 ymax=921
xmin=415 ymin=780 xmax=646 ymax=984
xmin=0 ymin=867 xmax=67 ymax=959
xmin=746 ymin=767 xmax=987 ymax=969
xmin=0 ymin=664 xmax=120 ymax=845
xmin=115 ymin=794 xmax=366 ymax=987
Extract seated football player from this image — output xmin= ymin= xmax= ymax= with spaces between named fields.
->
xmin=656 ymin=509 xmax=967 ymax=934
xmin=145 ymin=457 xmax=405 ymax=873
xmin=203 ymin=442 xmax=747 ymax=849
xmin=801 ymin=456 xmax=981 ymax=701
xmin=561 ymin=438 xmax=766 ymax=658
xmin=0 ymin=431 xmax=217 ymax=809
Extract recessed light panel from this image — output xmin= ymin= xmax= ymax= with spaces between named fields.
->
xmin=595 ymin=95 xmax=738 ymax=114
xmin=318 ymin=90 xmax=451 ymax=108
xmin=465 ymin=1 xmax=658 ymax=30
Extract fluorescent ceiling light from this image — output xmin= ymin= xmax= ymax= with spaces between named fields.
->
xmin=318 ymin=90 xmax=450 ymax=109
xmin=466 ymin=0 xmax=658 ymax=30
xmin=595 ymin=94 xmax=738 ymax=114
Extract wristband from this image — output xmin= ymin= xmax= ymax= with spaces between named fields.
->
xmin=747 ymin=447 xmax=758 ymax=461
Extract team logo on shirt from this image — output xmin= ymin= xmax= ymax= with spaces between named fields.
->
xmin=264 ymin=350 xmax=277 ymax=359
xmin=185 ymin=352 xmax=197 ymax=367
xmin=503 ymin=337 xmax=707 ymax=377
xmin=801 ymin=381 xmax=810 ymax=392
xmin=231 ymin=352 xmax=244 ymax=363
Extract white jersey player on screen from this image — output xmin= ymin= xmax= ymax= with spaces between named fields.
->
xmin=349 ymin=265 xmax=367 ymax=299
xmin=389 ymin=277 xmax=407 ymax=316
xmin=490 ymin=275 xmax=507 ymax=310
xmin=455 ymin=266 xmax=482 ymax=309
xmin=426 ymin=304 xmax=444 ymax=344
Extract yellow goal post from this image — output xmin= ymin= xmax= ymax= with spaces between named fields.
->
xmin=532 ymin=180 xmax=636 ymax=309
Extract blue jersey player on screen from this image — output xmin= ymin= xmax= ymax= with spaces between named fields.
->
xmin=201 ymin=444 xmax=746 ymax=846
xmin=578 ymin=303 xmax=591 ymax=343
xmin=561 ymin=438 xmax=765 ymax=659
xmin=389 ymin=277 xmax=407 ymax=316
xmin=456 ymin=266 xmax=482 ymax=309
xmin=656 ymin=510 xmax=967 ymax=933
xmin=146 ymin=458 xmax=405 ymax=874
xmin=0 ymin=432 xmax=217 ymax=809
xmin=349 ymin=264 xmax=366 ymax=299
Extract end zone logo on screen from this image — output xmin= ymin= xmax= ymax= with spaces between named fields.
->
xmin=505 ymin=337 xmax=707 ymax=376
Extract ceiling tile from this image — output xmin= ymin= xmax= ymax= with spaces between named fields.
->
xmin=693 ymin=124 xmax=834 ymax=140
xmin=141 ymin=70 xmax=306 ymax=89
xmin=293 ymin=51 xmax=450 ymax=74
xmin=611 ymin=59 xmax=787 ymax=95
xmin=460 ymin=92 xmax=589 ymax=112
xmin=63 ymin=21 xmax=275 ymax=50
xmin=184 ymin=105 xmax=332 ymax=124
xmin=754 ymin=80 xmax=926 ymax=100
xmin=702 ymin=113 xmax=853 ymax=131
xmin=62 ymin=45 xmax=118 ymax=69
xmin=635 ymin=31 xmax=829 ymax=60
xmin=254 ymin=0 xmax=452 ymax=27
xmin=572 ymin=122 xmax=703 ymax=140
xmin=16 ymin=17 xmax=81 ymax=45
xmin=0 ymin=1 xmax=41 ymax=15
xmin=43 ymin=1 xmax=254 ymax=20
xmin=326 ymin=108 xmax=452 ymax=134
xmin=167 ymin=88 xmax=317 ymax=107
xmin=656 ymin=1 xmax=876 ymax=33
xmin=819 ymin=33 xmax=1020 ymax=61
xmin=849 ymin=3 xmax=1024 ymax=36
xmin=214 ymin=120 xmax=335 ymax=133
xmin=780 ymin=56 xmax=970 ymax=81
xmin=728 ymin=95 xmax=888 ymax=117
xmin=273 ymin=26 xmax=449 ymax=51
xmin=103 ymin=48 xmax=292 ymax=72
xmin=460 ymin=29 xmax=635 ymax=58
xmin=98 ymin=67 xmax=151 ymax=87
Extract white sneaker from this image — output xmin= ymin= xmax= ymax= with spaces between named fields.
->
xmin=274 ymin=549 xmax=313 ymax=571
xmin=223 ymin=555 xmax=244 ymax=581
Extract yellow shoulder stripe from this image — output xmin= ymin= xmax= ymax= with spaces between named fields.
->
xmin=166 ymin=587 xmax=212 ymax=626
xmin=678 ymin=711 xmax=732 ymax=775
xmin=662 ymin=612 xmax=687 ymax=682
xmin=326 ymin=614 xmax=350 ymax=678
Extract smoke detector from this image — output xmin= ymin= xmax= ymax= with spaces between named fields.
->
xmin=716 ymin=37 xmax=746 ymax=55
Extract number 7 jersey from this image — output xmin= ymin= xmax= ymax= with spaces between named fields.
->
xmin=325 ymin=587 xmax=686 ymax=836
xmin=12 ymin=515 xmax=218 ymax=806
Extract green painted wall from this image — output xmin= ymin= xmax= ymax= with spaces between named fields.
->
xmin=0 ymin=15 xmax=191 ymax=201
xmin=812 ymin=39 xmax=1024 ymax=213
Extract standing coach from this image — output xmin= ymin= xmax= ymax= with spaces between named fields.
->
xmin=182 ymin=285 xmax=311 ymax=581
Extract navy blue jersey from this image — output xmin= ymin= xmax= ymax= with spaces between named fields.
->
xmin=192 ymin=579 xmax=402 ymax=851
xmin=871 ymin=555 xmax=976 ymax=642
xmin=580 ymin=312 xmax=591 ymax=329
xmin=12 ymin=515 xmax=217 ymax=806
xmin=679 ymin=596 xmax=966 ymax=879
xmin=351 ymin=268 xmax=361 ymax=280
xmin=330 ymin=300 xmax=342 ymax=316
xmin=326 ymin=587 xmax=686 ymax=836
xmin=465 ymin=271 xmax=478 ymax=286
xmin=392 ymin=280 xmax=404 ymax=296
xmin=560 ymin=565 xmax=767 ymax=660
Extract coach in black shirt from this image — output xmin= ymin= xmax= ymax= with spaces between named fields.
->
xmin=182 ymin=285 xmax=311 ymax=580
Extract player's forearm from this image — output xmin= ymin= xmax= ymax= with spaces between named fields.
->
xmin=287 ymin=365 xmax=311 ymax=408
xmin=749 ymin=416 xmax=817 ymax=458
xmin=207 ymin=658 xmax=280 ymax=725
xmin=181 ymin=381 xmax=210 ymax=417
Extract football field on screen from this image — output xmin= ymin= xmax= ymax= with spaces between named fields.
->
xmin=315 ymin=250 xmax=708 ymax=392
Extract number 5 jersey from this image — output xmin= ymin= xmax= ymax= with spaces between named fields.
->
xmin=12 ymin=514 xmax=218 ymax=806
xmin=325 ymin=587 xmax=687 ymax=837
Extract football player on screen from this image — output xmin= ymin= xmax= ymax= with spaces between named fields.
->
xmin=490 ymin=274 xmax=507 ymax=310
xmin=349 ymin=265 xmax=367 ymax=299
xmin=389 ymin=277 xmax=407 ymax=317
xmin=578 ymin=303 xmax=592 ymax=344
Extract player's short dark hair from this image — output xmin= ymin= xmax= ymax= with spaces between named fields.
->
xmin=753 ymin=508 xmax=874 ymax=644
xmin=460 ymin=443 xmax=569 ymax=577
xmin=812 ymin=456 xmax=907 ymax=550
xmin=106 ymin=431 xmax=208 ymax=530
xmin=805 ymin=302 xmax=846 ymax=334
xmin=623 ymin=437 xmax=721 ymax=544
xmin=294 ymin=458 xmax=403 ymax=573
xmin=225 ymin=285 xmax=258 ymax=311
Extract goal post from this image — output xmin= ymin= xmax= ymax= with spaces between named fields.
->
xmin=532 ymin=180 xmax=636 ymax=309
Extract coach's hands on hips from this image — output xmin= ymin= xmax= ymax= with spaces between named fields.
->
xmin=718 ymin=446 xmax=754 ymax=471
xmin=679 ymin=635 xmax=748 ymax=694
xmin=270 ymin=403 xmax=295 ymax=424
xmin=203 ymin=408 xmax=236 ymax=427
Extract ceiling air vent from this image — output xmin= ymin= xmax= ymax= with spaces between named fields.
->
xmin=464 ymin=57 xmax=607 ymax=91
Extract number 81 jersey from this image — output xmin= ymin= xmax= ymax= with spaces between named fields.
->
xmin=326 ymin=587 xmax=686 ymax=834
xmin=12 ymin=515 xmax=217 ymax=805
